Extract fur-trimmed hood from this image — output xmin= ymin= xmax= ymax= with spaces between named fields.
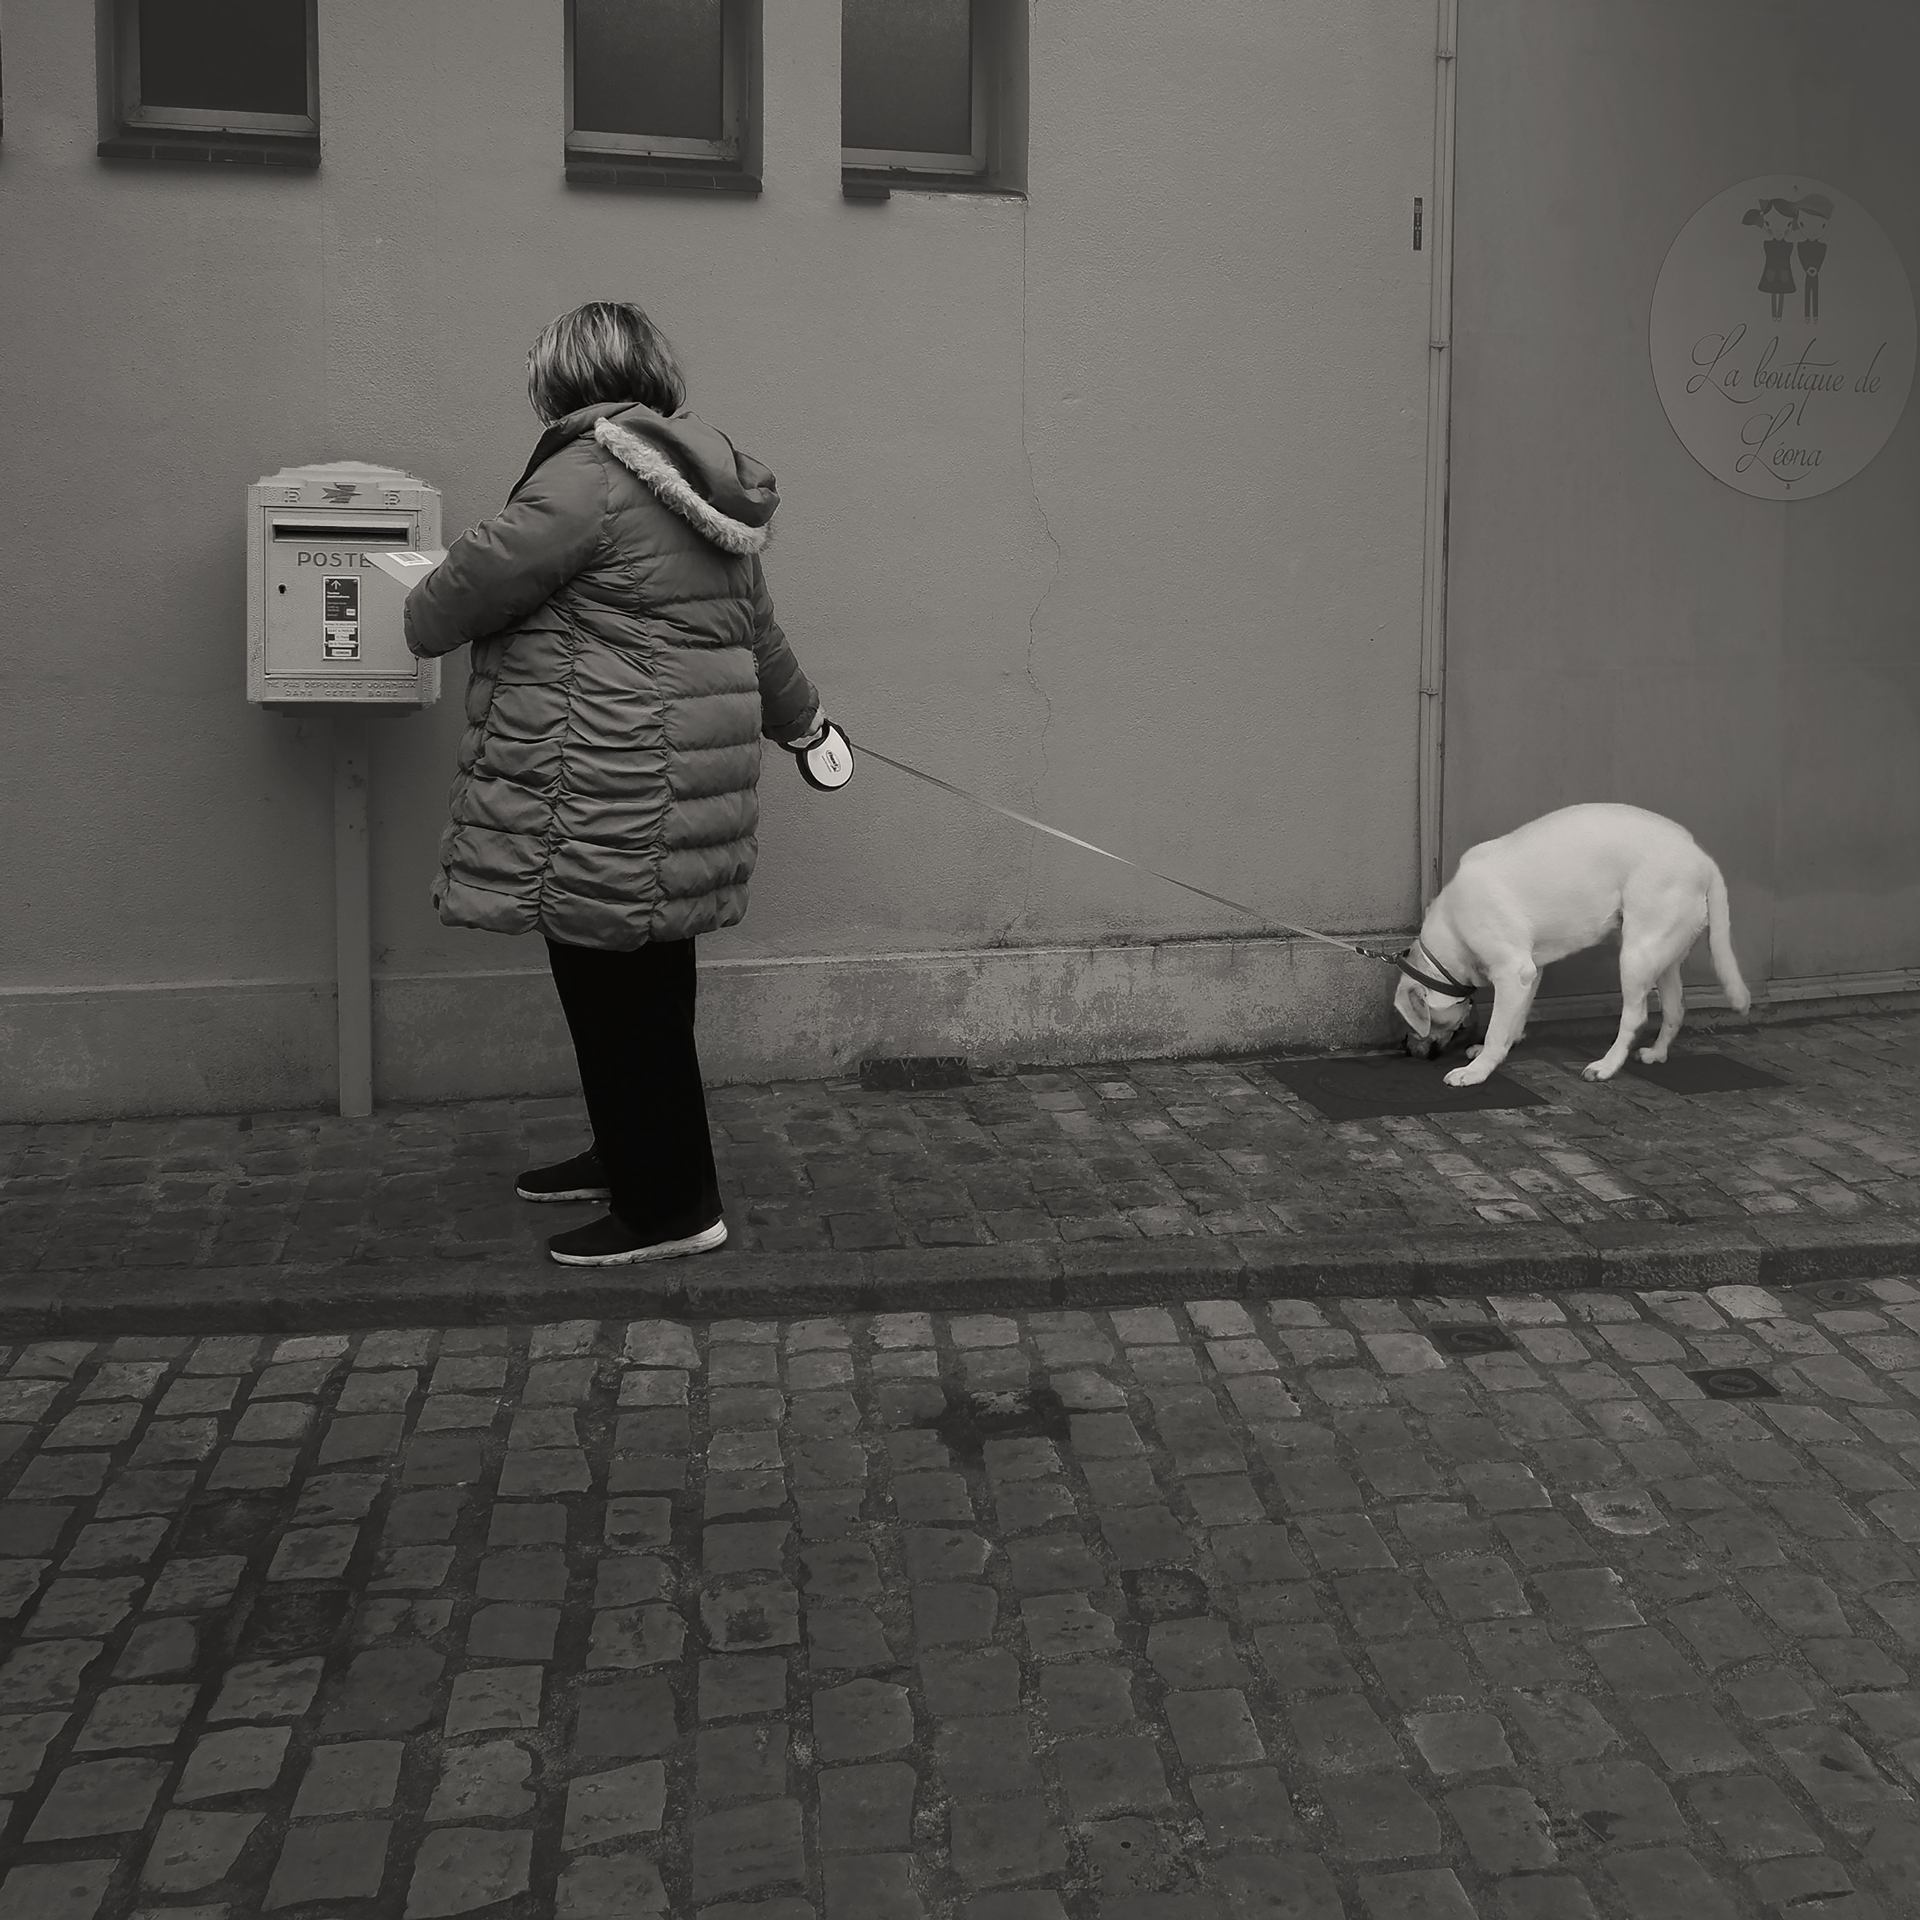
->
xmin=508 ymin=402 xmax=780 ymax=556
xmin=593 ymin=407 xmax=778 ymax=556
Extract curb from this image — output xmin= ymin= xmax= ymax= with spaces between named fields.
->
xmin=5 ymin=1217 xmax=1918 ymax=1336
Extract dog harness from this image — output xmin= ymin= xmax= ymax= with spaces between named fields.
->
xmin=1392 ymin=944 xmax=1476 ymax=1002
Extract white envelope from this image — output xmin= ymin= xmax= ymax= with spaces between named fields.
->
xmin=365 ymin=547 xmax=448 ymax=588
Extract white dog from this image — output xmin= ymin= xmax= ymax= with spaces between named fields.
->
xmin=1394 ymin=804 xmax=1751 ymax=1087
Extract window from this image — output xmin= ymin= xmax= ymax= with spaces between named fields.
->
xmin=841 ymin=0 xmax=1025 ymax=195
xmin=128 ymin=0 xmax=311 ymax=126
xmin=103 ymin=0 xmax=317 ymax=160
xmin=566 ymin=0 xmax=761 ymax=193
xmin=843 ymin=0 xmax=977 ymax=174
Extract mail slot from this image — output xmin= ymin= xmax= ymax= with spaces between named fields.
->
xmin=247 ymin=463 xmax=443 ymax=707
xmin=270 ymin=521 xmax=417 ymax=546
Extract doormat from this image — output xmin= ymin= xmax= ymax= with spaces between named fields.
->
xmin=859 ymin=1055 xmax=974 ymax=1092
xmin=1262 ymin=1053 xmax=1547 ymax=1122
xmin=1532 ymin=1040 xmax=1784 ymax=1094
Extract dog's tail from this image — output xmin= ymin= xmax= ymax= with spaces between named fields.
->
xmin=1705 ymin=862 xmax=1751 ymax=1013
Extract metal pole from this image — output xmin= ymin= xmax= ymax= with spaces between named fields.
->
xmin=1416 ymin=0 xmax=1460 ymax=909
xmin=332 ymin=711 xmax=373 ymax=1118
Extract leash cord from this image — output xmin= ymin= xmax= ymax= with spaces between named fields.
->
xmin=851 ymin=739 xmax=1418 ymax=972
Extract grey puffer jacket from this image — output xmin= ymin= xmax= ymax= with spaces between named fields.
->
xmin=404 ymin=402 xmax=820 ymax=949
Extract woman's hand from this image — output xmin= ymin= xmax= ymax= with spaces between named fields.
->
xmin=786 ymin=713 xmax=854 ymax=791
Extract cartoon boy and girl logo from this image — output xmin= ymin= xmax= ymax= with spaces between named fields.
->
xmin=1742 ymin=191 xmax=1833 ymax=320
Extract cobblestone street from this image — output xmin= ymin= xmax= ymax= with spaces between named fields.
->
xmin=3 ymin=1010 xmax=1920 ymax=1330
xmin=7 ymin=1283 xmax=1920 ymax=1916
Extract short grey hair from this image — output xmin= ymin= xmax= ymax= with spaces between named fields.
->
xmin=526 ymin=301 xmax=687 ymax=423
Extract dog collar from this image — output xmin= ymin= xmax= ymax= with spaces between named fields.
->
xmin=1394 ymin=945 xmax=1475 ymax=1002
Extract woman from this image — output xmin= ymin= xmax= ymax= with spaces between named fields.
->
xmin=405 ymin=301 xmax=830 ymax=1267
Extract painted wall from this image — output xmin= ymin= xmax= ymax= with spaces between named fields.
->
xmin=1445 ymin=0 xmax=1920 ymax=1004
xmin=0 ymin=1 xmax=1441 ymax=1119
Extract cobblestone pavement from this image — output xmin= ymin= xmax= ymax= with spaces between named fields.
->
xmin=2 ymin=1012 xmax=1919 ymax=1300
xmin=8 ymin=1283 xmax=1920 ymax=1915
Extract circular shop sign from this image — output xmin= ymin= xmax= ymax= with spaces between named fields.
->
xmin=1650 ymin=174 xmax=1915 ymax=499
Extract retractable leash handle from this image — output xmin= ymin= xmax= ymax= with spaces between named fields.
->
xmin=786 ymin=716 xmax=855 ymax=792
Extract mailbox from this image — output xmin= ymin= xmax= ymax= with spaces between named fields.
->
xmin=247 ymin=461 xmax=443 ymax=707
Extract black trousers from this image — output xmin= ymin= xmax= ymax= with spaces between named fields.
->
xmin=545 ymin=936 xmax=722 ymax=1239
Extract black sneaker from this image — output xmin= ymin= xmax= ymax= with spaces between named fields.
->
xmin=547 ymin=1214 xmax=728 ymax=1267
xmin=515 ymin=1150 xmax=612 ymax=1204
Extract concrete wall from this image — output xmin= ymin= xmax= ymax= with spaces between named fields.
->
xmin=1445 ymin=0 xmax=1920 ymax=1005
xmin=0 ymin=0 xmax=1441 ymax=1118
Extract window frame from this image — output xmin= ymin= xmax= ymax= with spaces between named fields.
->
xmin=840 ymin=1 xmax=988 ymax=180
xmin=114 ymin=0 xmax=319 ymax=138
xmin=564 ymin=0 xmax=749 ymax=167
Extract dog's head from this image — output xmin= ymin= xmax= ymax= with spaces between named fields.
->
xmin=1394 ymin=970 xmax=1475 ymax=1059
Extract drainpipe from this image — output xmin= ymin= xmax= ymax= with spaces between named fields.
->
xmin=1417 ymin=0 xmax=1460 ymax=908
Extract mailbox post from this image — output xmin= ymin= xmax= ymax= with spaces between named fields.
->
xmin=247 ymin=462 xmax=444 ymax=1119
